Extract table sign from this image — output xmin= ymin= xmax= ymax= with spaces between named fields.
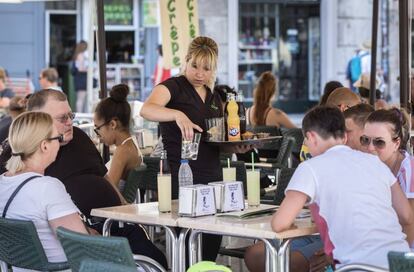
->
xmin=208 ymin=181 xmax=245 ymax=213
xmin=179 ymin=185 xmax=216 ymax=217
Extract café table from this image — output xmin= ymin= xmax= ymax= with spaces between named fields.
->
xmin=92 ymin=202 xmax=317 ymax=272
xmin=91 ymin=201 xmax=187 ymax=272
xmin=177 ymin=205 xmax=317 ymax=272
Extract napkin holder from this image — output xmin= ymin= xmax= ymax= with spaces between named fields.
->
xmin=208 ymin=181 xmax=245 ymax=213
xmin=178 ymin=184 xmax=216 ymax=217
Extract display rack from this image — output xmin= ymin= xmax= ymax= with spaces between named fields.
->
xmin=106 ymin=63 xmax=144 ymax=100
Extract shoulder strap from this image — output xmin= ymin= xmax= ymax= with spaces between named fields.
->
xmin=264 ymin=107 xmax=272 ymax=122
xmin=2 ymin=175 xmax=41 ymax=218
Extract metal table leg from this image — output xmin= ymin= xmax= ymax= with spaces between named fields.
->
xmin=177 ymin=228 xmax=189 ymax=272
xmin=188 ymin=230 xmax=202 ymax=267
xmin=277 ymin=239 xmax=292 ymax=272
xmin=263 ymin=239 xmax=278 ymax=271
xmin=164 ymin=226 xmax=179 ymax=272
xmin=102 ymin=218 xmax=114 ymax=237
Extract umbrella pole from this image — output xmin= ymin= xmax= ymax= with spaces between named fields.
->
xmin=398 ymin=0 xmax=410 ymax=111
xmin=369 ymin=0 xmax=379 ymax=107
xmin=96 ymin=0 xmax=110 ymax=162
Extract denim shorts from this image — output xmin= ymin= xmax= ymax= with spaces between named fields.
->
xmin=271 ymin=235 xmax=323 ymax=261
xmin=290 ymin=235 xmax=323 ymax=260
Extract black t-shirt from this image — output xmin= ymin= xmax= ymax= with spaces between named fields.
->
xmin=0 ymin=116 xmax=12 ymax=143
xmin=160 ymin=76 xmax=223 ymax=198
xmin=45 ymin=126 xmax=107 ymax=180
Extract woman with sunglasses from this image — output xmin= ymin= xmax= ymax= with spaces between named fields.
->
xmin=362 ymin=108 xmax=414 ymax=246
xmin=93 ymin=84 xmax=142 ymax=203
xmin=0 ymin=112 xmax=88 ymax=268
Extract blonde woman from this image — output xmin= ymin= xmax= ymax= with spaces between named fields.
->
xmin=247 ymin=71 xmax=296 ymax=128
xmin=141 ymin=36 xmax=251 ymax=262
xmin=0 ymin=112 xmax=87 ymax=267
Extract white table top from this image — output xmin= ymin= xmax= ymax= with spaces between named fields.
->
xmin=178 ymin=205 xmax=317 ymax=240
xmin=91 ymin=202 xmax=317 ymax=240
xmin=91 ymin=201 xmax=180 ymax=227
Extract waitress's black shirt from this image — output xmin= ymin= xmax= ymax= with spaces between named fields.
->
xmin=160 ymin=75 xmax=223 ymax=198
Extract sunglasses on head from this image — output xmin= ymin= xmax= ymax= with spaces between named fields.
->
xmin=47 ymin=134 xmax=64 ymax=143
xmin=360 ymin=135 xmax=397 ymax=149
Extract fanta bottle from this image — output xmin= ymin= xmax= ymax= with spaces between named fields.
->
xmin=227 ymin=94 xmax=241 ymax=141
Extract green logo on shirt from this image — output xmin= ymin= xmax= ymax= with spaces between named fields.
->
xmin=210 ymin=103 xmax=218 ymax=111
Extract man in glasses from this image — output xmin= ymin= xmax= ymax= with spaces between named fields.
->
xmin=343 ymin=103 xmax=374 ymax=151
xmin=271 ymin=106 xmax=413 ymax=269
xmin=0 ymin=89 xmax=168 ymax=267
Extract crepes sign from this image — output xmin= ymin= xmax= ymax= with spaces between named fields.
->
xmin=159 ymin=0 xmax=199 ymax=69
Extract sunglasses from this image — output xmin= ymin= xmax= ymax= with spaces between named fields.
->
xmin=47 ymin=134 xmax=64 ymax=143
xmin=360 ymin=135 xmax=397 ymax=149
xmin=55 ymin=112 xmax=76 ymax=124
xmin=94 ymin=120 xmax=111 ymax=136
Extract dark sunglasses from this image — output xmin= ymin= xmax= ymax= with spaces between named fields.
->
xmin=360 ymin=135 xmax=389 ymax=149
xmin=47 ymin=134 xmax=64 ymax=143
xmin=94 ymin=120 xmax=111 ymax=136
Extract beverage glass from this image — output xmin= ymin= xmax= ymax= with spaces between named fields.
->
xmin=157 ymin=174 xmax=171 ymax=212
xmin=181 ymin=133 xmax=201 ymax=160
xmin=246 ymin=169 xmax=260 ymax=207
xmin=222 ymin=167 xmax=236 ymax=182
xmin=205 ymin=117 xmax=225 ymax=141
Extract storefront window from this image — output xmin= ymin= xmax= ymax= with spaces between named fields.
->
xmin=238 ymin=1 xmax=320 ymax=106
xmin=46 ymin=1 xmax=76 ymax=10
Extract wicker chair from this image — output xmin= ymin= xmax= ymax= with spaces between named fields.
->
xmin=388 ymin=251 xmax=414 ymax=272
xmin=56 ymin=227 xmax=166 ymax=272
xmin=0 ymin=217 xmax=69 ymax=271
xmin=79 ymin=259 xmax=136 ymax=272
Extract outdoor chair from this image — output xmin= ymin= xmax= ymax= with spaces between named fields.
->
xmin=388 ymin=251 xmax=414 ymax=272
xmin=273 ymin=167 xmax=297 ymax=205
xmin=79 ymin=259 xmax=136 ymax=272
xmin=56 ymin=227 xmax=166 ymax=272
xmin=139 ymin=156 xmax=161 ymax=202
xmin=122 ymin=164 xmax=147 ymax=203
xmin=0 ymin=217 xmax=70 ymax=271
xmin=281 ymin=127 xmax=304 ymax=167
xmin=335 ymin=264 xmax=387 ymax=272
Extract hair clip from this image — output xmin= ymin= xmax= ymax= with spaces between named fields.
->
xmin=11 ymin=152 xmax=23 ymax=157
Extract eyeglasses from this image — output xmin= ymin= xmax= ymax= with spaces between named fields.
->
xmin=359 ymin=135 xmax=395 ymax=149
xmin=47 ymin=134 xmax=64 ymax=143
xmin=55 ymin=112 xmax=75 ymax=124
xmin=94 ymin=120 xmax=110 ymax=136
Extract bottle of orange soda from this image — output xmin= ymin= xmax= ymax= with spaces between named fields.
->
xmin=227 ymin=94 xmax=240 ymax=141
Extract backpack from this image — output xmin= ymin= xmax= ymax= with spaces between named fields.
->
xmin=346 ymin=52 xmax=368 ymax=83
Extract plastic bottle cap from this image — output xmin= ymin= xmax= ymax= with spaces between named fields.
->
xmin=181 ymin=159 xmax=189 ymax=163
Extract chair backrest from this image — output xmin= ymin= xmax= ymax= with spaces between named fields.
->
xmin=0 ymin=217 xmax=69 ymax=271
xmin=141 ymin=156 xmax=161 ymax=191
xmin=388 ymin=251 xmax=414 ymax=272
xmin=79 ymin=259 xmax=136 ymax=272
xmin=56 ymin=227 xmax=136 ymax=272
xmin=274 ymin=168 xmax=296 ymax=205
xmin=275 ymin=137 xmax=294 ymax=167
xmin=220 ymin=160 xmax=247 ymax=195
xmin=122 ymin=164 xmax=147 ymax=203
xmin=281 ymin=128 xmax=304 ymax=154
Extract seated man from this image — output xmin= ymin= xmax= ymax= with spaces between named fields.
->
xmin=0 ymin=89 xmax=167 ymax=268
xmin=39 ymin=68 xmax=62 ymax=91
xmin=343 ymin=103 xmax=374 ymax=151
xmin=272 ymin=106 xmax=412 ymax=269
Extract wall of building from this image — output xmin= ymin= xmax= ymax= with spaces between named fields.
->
xmin=0 ymin=2 xmax=45 ymax=83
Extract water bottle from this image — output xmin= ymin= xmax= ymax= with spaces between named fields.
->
xmin=178 ymin=159 xmax=193 ymax=187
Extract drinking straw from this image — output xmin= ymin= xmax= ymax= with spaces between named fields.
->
xmin=227 ymin=158 xmax=230 ymax=168
xmin=251 ymin=152 xmax=255 ymax=171
xmin=160 ymin=159 xmax=163 ymax=176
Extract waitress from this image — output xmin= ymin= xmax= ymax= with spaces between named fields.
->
xmin=141 ymin=36 xmax=249 ymax=262
xmin=141 ymin=36 xmax=223 ymax=198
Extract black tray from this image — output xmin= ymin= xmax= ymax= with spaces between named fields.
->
xmin=205 ymin=136 xmax=282 ymax=146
